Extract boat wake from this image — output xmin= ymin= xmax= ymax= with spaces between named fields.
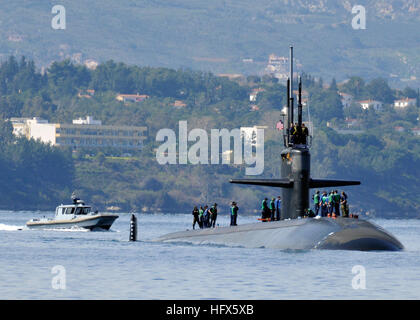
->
xmin=0 ymin=223 xmax=25 ymax=231
xmin=45 ymin=226 xmax=90 ymax=232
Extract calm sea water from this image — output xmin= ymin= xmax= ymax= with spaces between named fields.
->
xmin=0 ymin=210 xmax=419 ymax=300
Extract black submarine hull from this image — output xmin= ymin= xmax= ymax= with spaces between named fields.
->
xmin=154 ymin=217 xmax=403 ymax=251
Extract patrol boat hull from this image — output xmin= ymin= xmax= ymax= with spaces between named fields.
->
xmin=26 ymin=214 xmax=118 ymax=230
xmin=154 ymin=217 xmax=403 ymax=251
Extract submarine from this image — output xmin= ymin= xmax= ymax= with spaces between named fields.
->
xmin=155 ymin=47 xmax=403 ymax=251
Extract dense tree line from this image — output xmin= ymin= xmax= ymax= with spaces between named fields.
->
xmin=0 ymin=117 xmax=74 ymax=209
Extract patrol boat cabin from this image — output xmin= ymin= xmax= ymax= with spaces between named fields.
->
xmin=26 ymin=198 xmax=119 ymax=230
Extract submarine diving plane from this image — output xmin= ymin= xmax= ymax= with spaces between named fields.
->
xmin=155 ymin=47 xmax=403 ymax=251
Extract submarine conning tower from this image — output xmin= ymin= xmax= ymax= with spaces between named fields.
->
xmin=230 ymin=46 xmax=360 ymax=220
xmin=156 ymin=46 xmax=403 ymax=251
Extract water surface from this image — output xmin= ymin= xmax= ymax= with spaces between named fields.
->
xmin=0 ymin=211 xmax=419 ymax=299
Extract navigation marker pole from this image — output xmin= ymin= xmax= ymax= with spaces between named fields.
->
xmin=129 ymin=214 xmax=138 ymax=241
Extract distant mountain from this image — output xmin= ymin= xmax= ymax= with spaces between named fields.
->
xmin=0 ymin=1 xmax=419 ymax=87
xmin=268 ymin=0 xmax=420 ymax=18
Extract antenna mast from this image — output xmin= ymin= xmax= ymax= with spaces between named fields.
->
xmin=289 ymin=46 xmax=294 ymax=128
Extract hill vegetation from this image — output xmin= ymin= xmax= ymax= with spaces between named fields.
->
xmin=0 ymin=56 xmax=419 ymax=217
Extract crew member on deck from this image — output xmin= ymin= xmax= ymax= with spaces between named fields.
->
xmin=192 ymin=206 xmax=199 ymax=229
xmin=320 ymin=192 xmax=329 ymax=217
xmin=290 ymin=123 xmax=296 ymax=144
xmin=230 ymin=202 xmax=238 ymax=226
xmin=270 ymin=198 xmax=276 ymax=222
xmin=203 ymin=205 xmax=210 ymax=228
xmin=304 ymin=208 xmax=316 ymax=218
xmin=261 ymin=198 xmax=270 ymax=221
xmin=210 ymin=203 xmax=218 ymax=228
xmin=313 ymin=190 xmax=320 ymax=216
xmin=341 ymin=192 xmax=349 ymax=217
xmin=328 ymin=191 xmax=334 ymax=215
xmin=302 ymin=123 xmax=309 ymax=144
xmin=333 ymin=190 xmax=341 ymax=216
xmin=198 ymin=206 xmax=204 ymax=228
xmin=275 ymin=196 xmax=282 ymax=221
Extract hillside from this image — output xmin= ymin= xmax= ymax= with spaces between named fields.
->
xmin=1 ymin=1 xmax=419 ymax=88
xmin=0 ymin=57 xmax=419 ymax=217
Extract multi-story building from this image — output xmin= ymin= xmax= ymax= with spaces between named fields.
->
xmin=394 ymin=98 xmax=417 ymax=108
xmin=10 ymin=116 xmax=147 ymax=150
xmin=11 ymin=117 xmax=57 ymax=145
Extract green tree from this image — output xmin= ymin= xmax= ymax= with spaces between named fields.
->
xmin=0 ymin=118 xmax=13 ymax=150
xmin=341 ymin=76 xmax=366 ymax=99
xmin=402 ymin=86 xmax=418 ymax=99
xmin=310 ymin=89 xmax=344 ymax=121
xmin=329 ymin=78 xmax=338 ymax=92
xmin=365 ymin=78 xmax=394 ymax=103
xmin=48 ymin=60 xmax=90 ymax=95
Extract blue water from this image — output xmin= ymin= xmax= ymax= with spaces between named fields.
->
xmin=0 ymin=210 xmax=419 ymax=299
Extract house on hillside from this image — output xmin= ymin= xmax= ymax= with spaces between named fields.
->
xmin=172 ymin=100 xmax=187 ymax=108
xmin=411 ymin=128 xmax=420 ymax=136
xmin=394 ymin=126 xmax=405 ymax=133
xmin=339 ymin=92 xmax=354 ymax=108
xmin=358 ymin=99 xmax=383 ymax=111
xmin=78 ymin=89 xmax=95 ymax=99
xmin=249 ymin=88 xmax=266 ymax=102
xmin=344 ymin=118 xmax=361 ymax=128
xmin=84 ymin=59 xmax=99 ymax=70
xmin=394 ymin=98 xmax=417 ymax=108
xmin=116 ymin=94 xmax=149 ymax=103
xmin=265 ymin=54 xmax=289 ymax=81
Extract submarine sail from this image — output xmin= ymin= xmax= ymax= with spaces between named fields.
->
xmin=155 ymin=46 xmax=403 ymax=251
xmin=230 ymin=46 xmax=362 ymax=219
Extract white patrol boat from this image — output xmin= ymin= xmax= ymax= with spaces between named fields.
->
xmin=26 ymin=198 xmax=119 ymax=230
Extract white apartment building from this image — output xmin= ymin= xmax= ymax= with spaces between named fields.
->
xmin=10 ymin=116 xmax=147 ymax=150
xmin=11 ymin=117 xmax=57 ymax=145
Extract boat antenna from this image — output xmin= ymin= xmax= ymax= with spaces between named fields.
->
xmin=289 ymin=45 xmax=294 ymax=127
xmin=298 ymin=76 xmax=302 ymax=127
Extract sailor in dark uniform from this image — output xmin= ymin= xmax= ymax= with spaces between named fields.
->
xmin=192 ymin=206 xmax=199 ymax=229
xmin=210 ymin=203 xmax=218 ymax=228
xmin=230 ymin=202 xmax=238 ymax=226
